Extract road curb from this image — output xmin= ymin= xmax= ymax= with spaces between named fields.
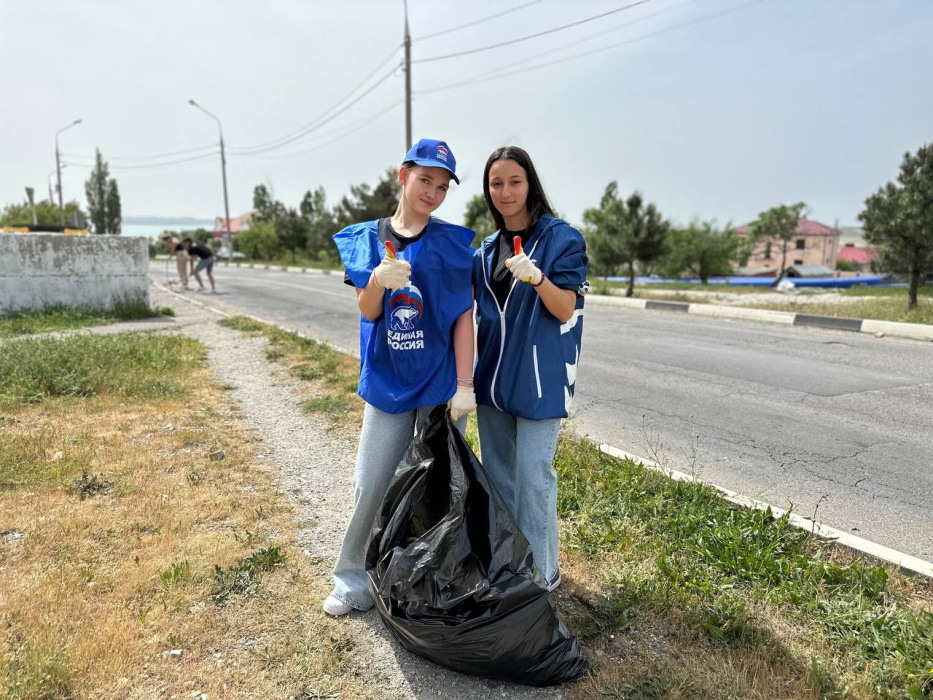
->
xmin=585 ymin=294 xmax=933 ymax=342
xmin=597 ymin=443 xmax=933 ymax=580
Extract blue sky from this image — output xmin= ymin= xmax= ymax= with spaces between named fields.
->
xmin=1 ymin=0 xmax=931 ymax=230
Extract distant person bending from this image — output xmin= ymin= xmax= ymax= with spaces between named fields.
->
xmin=162 ymin=234 xmax=190 ymax=290
xmin=184 ymin=238 xmax=216 ymax=293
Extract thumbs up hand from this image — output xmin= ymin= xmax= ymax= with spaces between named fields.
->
xmin=505 ymin=253 xmax=542 ymax=285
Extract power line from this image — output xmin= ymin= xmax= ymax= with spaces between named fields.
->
xmin=418 ymin=0 xmax=763 ymax=96
xmin=60 ymin=45 xmax=402 ymax=163
xmin=232 ymin=101 xmax=404 ymax=160
xmin=227 ymin=45 xmax=402 ymax=154
xmin=62 ymin=142 xmax=218 ymax=163
xmin=413 ymin=0 xmax=541 ymax=42
xmin=64 ymin=149 xmax=220 ymax=171
xmin=419 ymin=0 xmax=699 ymax=93
xmin=413 ymin=0 xmax=652 ymax=64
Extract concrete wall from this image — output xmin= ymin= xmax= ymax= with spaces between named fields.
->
xmin=0 ymin=234 xmax=149 ymax=314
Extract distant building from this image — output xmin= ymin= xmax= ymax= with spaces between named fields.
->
xmin=213 ymin=212 xmax=254 ymax=238
xmin=735 ymin=217 xmax=841 ymax=275
xmin=836 ymin=243 xmax=877 ymax=271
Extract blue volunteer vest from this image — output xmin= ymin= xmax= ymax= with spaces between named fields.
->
xmin=334 ymin=218 xmax=474 ymax=414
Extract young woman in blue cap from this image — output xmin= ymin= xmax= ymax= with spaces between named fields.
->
xmin=473 ymin=146 xmax=588 ymax=592
xmin=325 ymin=139 xmax=476 ymax=616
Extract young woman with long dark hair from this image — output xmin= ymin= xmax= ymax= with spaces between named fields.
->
xmin=472 ymin=146 xmax=588 ymax=590
xmin=325 ymin=139 xmax=476 ymax=616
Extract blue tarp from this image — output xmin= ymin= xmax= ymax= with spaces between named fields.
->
xmin=604 ymin=275 xmax=889 ymax=289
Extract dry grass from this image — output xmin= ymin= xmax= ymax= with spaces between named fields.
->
xmin=0 ymin=359 xmax=385 ymax=699
xmin=217 ymin=316 xmax=363 ymax=436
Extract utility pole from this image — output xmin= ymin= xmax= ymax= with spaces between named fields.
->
xmin=189 ymin=100 xmax=233 ymax=257
xmin=55 ymin=119 xmax=83 ymax=228
xmin=403 ymin=0 xmax=412 ymax=151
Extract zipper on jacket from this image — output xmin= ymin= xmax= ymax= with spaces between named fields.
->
xmin=532 ymin=345 xmax=542 ymax=399
xmin=482 ymin=234 xmax=543 ymax=411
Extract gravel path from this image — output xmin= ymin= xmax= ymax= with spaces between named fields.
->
xmin=149 ymin=284 xmax=564 ymax=700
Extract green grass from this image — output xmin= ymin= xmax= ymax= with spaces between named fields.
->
xmin=842 ymin=284 xmax=933 ymax=298
xmin=301 ymin=395 xmax=355 ymax=420
xmin=0 ymin=332 xmax=203 ymax=406
xmin=554 ymin=437 xmax=933 ymax=696
xmin=756 ymin=298 xmax=933 ymax=325
xmin=0 ymin=302 xmax=173 ymax=338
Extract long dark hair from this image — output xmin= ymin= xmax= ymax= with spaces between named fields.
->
xmin=482 ymin=146 xmax=554 ymax=234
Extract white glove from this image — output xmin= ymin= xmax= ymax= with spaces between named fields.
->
xmin=448 ymin=386 xmax=476 ymax=422
xmin=373 ymin=255 xmax=411 ymax=290
xmin=505 ymin=253 xmax=543 ymax=285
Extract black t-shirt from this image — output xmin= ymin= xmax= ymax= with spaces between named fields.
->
xmin=343 ymin=218 xmax=426 ymax=287
xmin=187 ymin=243 xmax=213 ymax=259
xmin=488 ymin=227 xmax=533 ymax=308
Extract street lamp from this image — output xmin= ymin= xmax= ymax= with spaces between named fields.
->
xmin=48 ymin=165 xmax=66 ymax=205
xmin=188 ymin=99 xmax=232 ymax=255
xmin=55 ymin=119 xmax=82 ymax=227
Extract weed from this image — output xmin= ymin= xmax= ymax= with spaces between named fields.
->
xmin=602 ymin=673 xmax=695 ymax=700
xmin=809 ymin=658 xmax=849 ymax=700
xmin=328 ymin=635 xmax=355 ymax=654
xmin=0 ymin=627 xmax=73 ymax=700
xmin=211 ymin=546 xmax=286 ymax=606
xmin=71 ymin=469 xmax=112 ymax=499
xmin=160 ymin=561 xmax=191 ymax=587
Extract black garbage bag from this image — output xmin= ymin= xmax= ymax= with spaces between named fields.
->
xmin=366 ymin=405 xmax=590 ymax=686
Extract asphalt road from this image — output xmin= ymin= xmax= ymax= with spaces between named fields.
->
xmin=164 ymin=263 xmax=933 ymax=561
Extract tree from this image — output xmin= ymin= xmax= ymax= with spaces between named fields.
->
xmin=333 ymin=167 xmax=401 ymax=229
xmin=275 ymin=209 xmax=308 ymax=263
xmin=747 ymin=202 xmax=807 ymax=286
xmin=189 ymin=228 xmax=214 ymax=246
xmin=463 ymin=193 xmax=495 ymax=246
xmin=252 ymin=184 xmax=286 ymax=223
xmin=658 ymin=220 xmax=739 ymax=283
xmin=84 ymin=149 xmax=121 ymax=233
xmin=105 ymin=179 xmax=121 ymax=234
xmin=583 ymin=183 xmax=670 ymax=297
xmin=235 ymin=220 xmax=280 ymax=261
xmin=860 ymin=144 xmax=933 ymax=309
xmin=300 ymin=187 xmax=338 ymax=263
xmin=1 ymin=199 xmax=86 ymax=228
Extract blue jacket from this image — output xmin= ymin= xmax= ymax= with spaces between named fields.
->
xmin=334 ymin=218 xmax=474 ymax=414
xmin=473 ymin=214 xmax=587 ymax=420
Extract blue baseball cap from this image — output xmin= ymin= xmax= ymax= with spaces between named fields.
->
xmin=403 ymin=138 xmax=459 ymax=184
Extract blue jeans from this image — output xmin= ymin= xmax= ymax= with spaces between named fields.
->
xmin=476 ymin=404 xmax=561 ymax=583
xmin=331 ymin=402 xmax=465 ymax=610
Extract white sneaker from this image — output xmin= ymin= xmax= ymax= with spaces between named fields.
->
xmin=322 ymin=594 xmax=354 ymax=617
xmin=194 ymin=288 xmax=204 ymax=293
xmin=546 ymin=569 xmax=562 ymax=592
